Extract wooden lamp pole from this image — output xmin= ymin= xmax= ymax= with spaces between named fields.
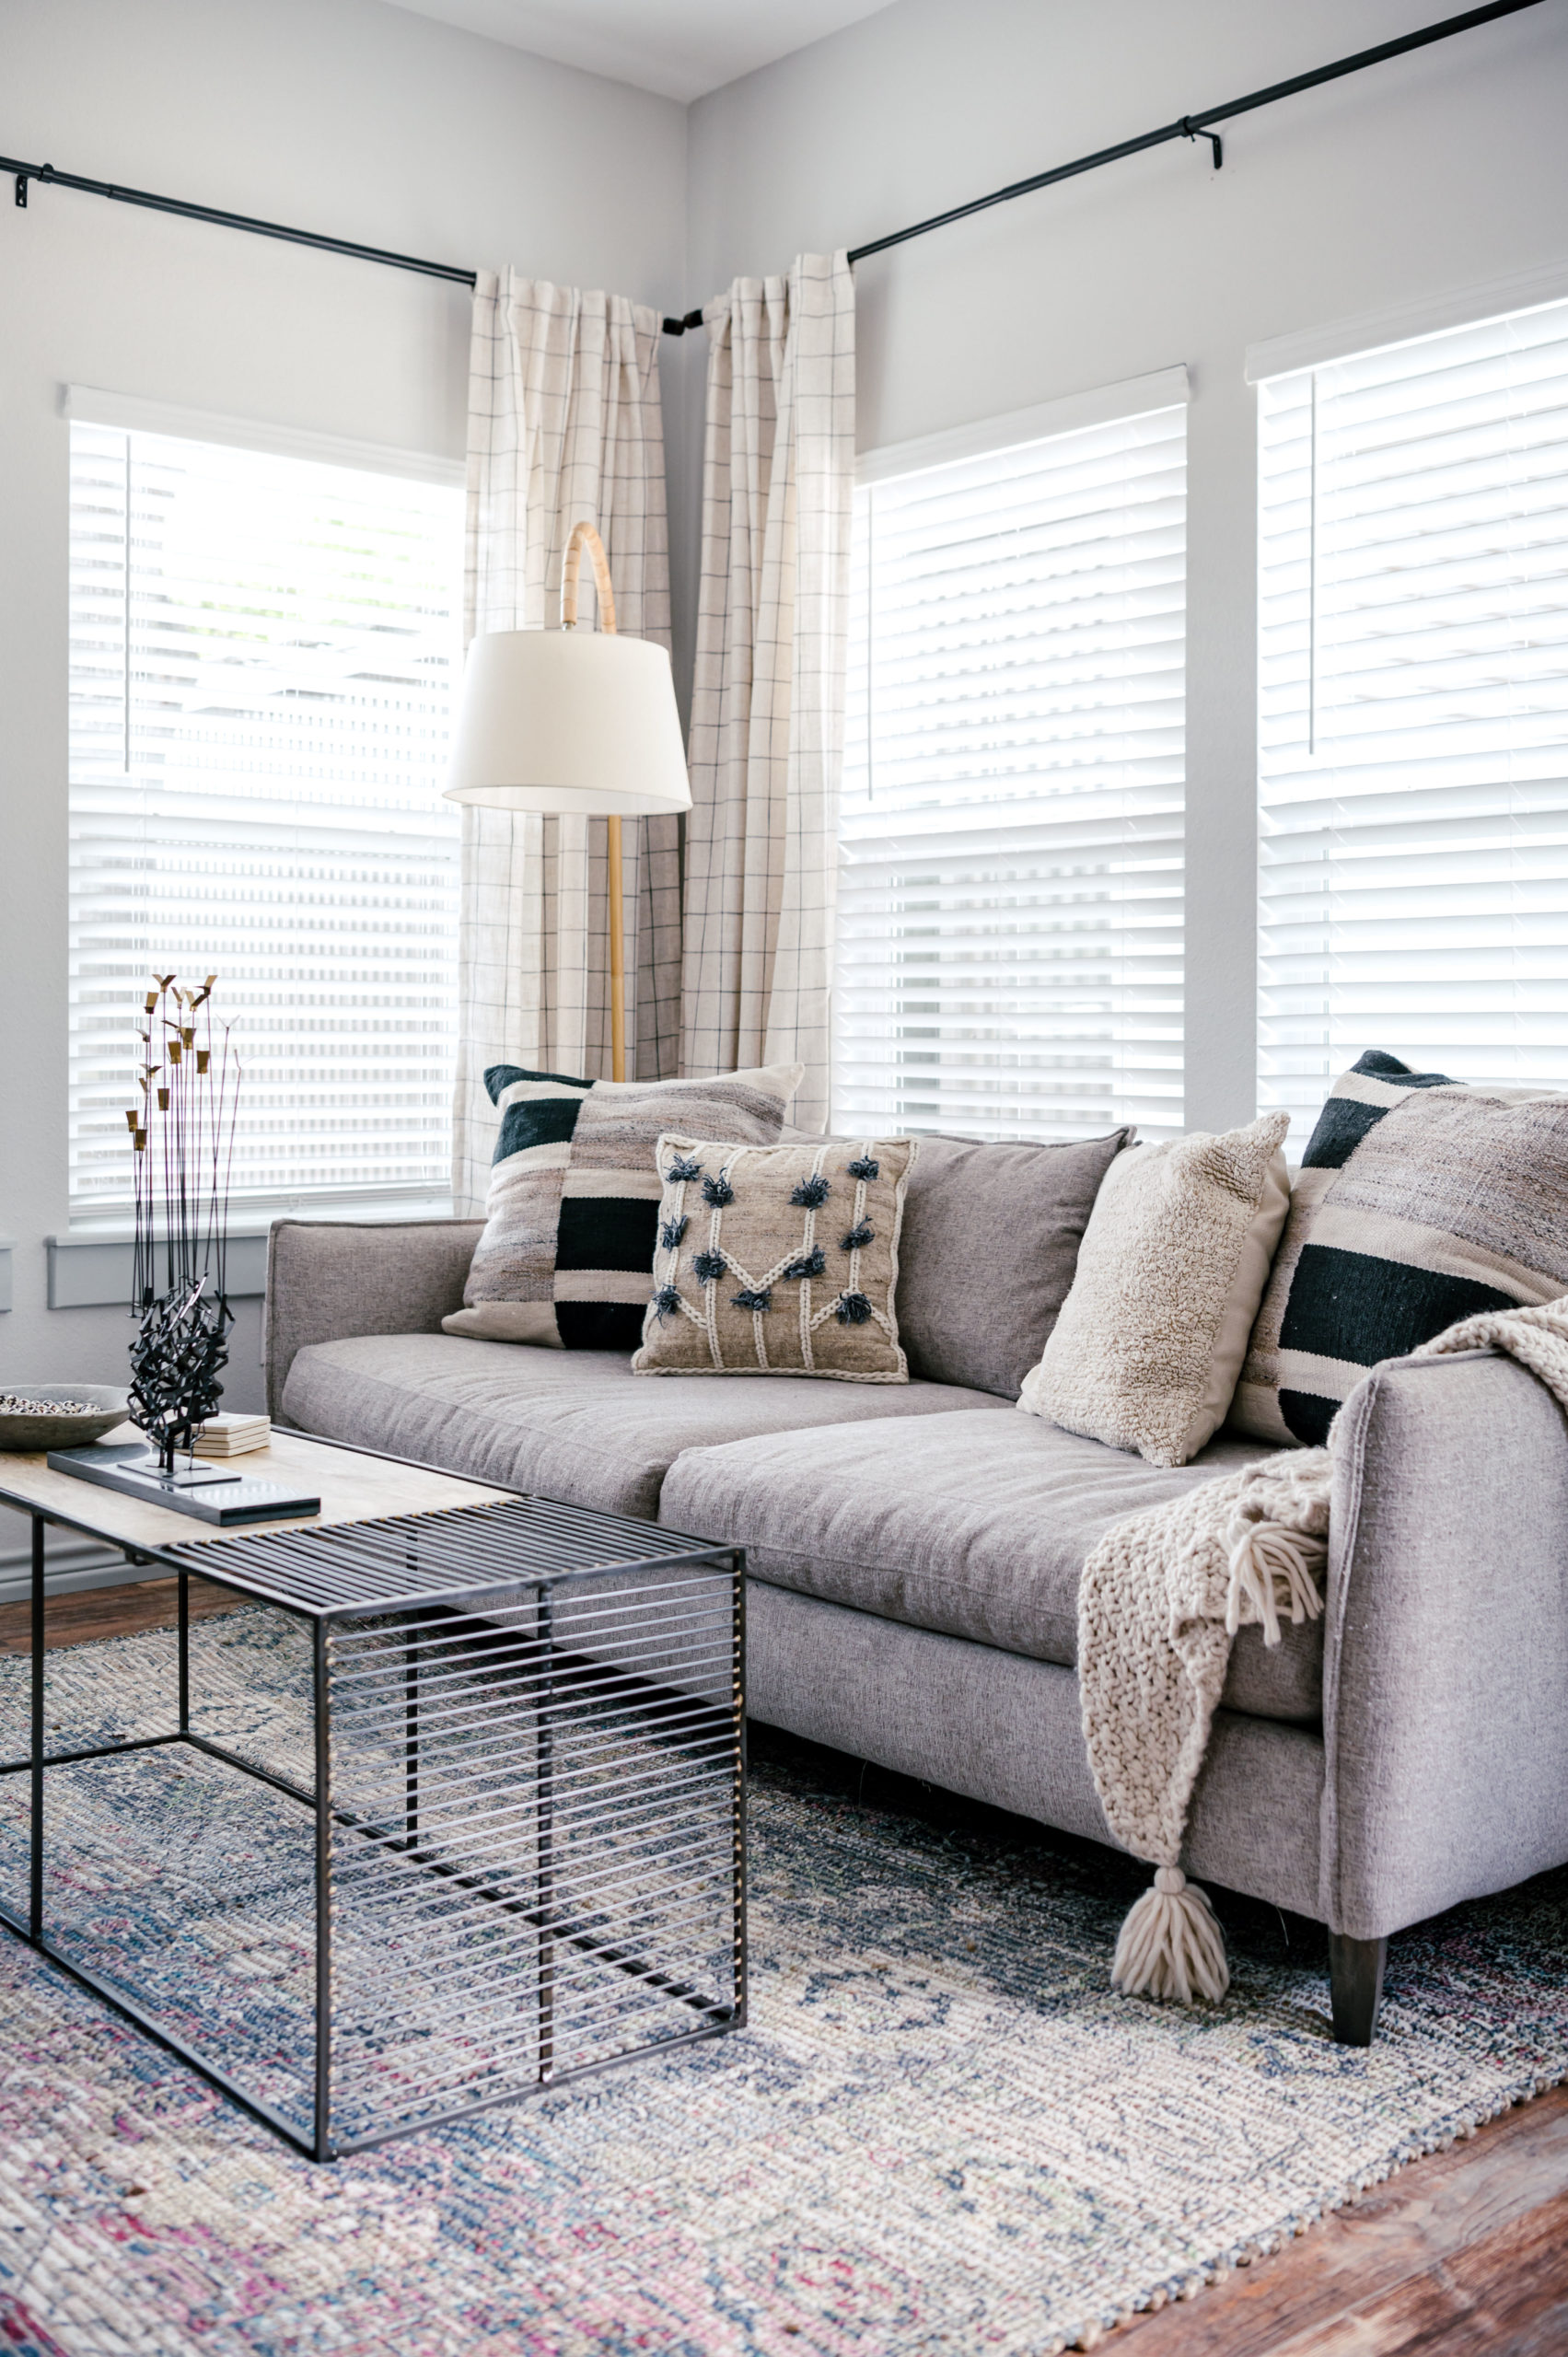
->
xmin=560 ymin=520 xmax=627 ymax=1084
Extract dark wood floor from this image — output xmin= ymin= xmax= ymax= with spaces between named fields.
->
xmin=7 ymin=1582 xmax=1567 ymax=2353
xmin=0 ymin=1573 xmax=246 ymax=1654
xmin=1120 ymin=2083 xmax=1568 ymax=2354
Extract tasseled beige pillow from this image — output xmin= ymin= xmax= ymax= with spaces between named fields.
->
xmin=632 ymin=1132 xmax=915 ymax=1380
xmin=1017 ymin=1113 xmax=1292 ymax=1468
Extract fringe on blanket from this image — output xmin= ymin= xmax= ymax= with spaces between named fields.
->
xmin=1086 ymin=1295 xmax=1568 ymax=2008
xmin=1225 ymin=1515 xmax=1326 ymax=1647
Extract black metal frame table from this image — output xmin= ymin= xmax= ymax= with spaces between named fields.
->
xmin=0 ymin=1434 xmax=746 ymax=2161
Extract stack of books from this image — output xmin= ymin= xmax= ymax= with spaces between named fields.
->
xmin=192 ymin=1412 xmax=272 ymax=1458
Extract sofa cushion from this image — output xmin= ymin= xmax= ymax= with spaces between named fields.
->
xmin=895 ymin=1129 xmax=1132 ymax=1398
xmin=281 ymin=1332 xmax=1009 ymax=1522
xmin=658 ymin=1411 xmax=1320 ymax=1724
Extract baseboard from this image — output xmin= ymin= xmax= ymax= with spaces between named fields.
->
xmin=0 ymin=1537 xmax=141 ymax=1608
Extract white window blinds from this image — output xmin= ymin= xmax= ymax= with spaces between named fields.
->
xmin=1258 ymin=296 xmax=1568 ymax=1143
xmin=68 ymin=420 xmax=463 ymax=1216
xmin=834 ymin=401 xmax=1186 ymax=1144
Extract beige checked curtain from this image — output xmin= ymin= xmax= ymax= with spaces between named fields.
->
xmin=680 ymin=252 xmax=855 ymax=1134
xmin=453 ymin=271 xmax=681 ymax=1213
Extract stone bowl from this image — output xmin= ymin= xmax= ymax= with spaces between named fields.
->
xmin=0 ymin=1386 xmax=134 ymax=1452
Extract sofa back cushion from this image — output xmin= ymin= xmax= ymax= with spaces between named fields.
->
xmin=895 ymin=1129 xmax=1132 ymax=1398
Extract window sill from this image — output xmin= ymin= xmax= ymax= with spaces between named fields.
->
xmin=45 ymin=1200 xmax=458 ymax=1309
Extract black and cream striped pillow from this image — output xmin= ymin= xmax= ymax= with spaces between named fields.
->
xmin=445 ymin=1062 xmax=804 ymax=1349
xmin=1231 ymin=1050 xmax=1568 ymax=1446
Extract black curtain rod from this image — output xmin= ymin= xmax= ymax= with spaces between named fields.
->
xmin=1 ymin=152 xmax=480 ymax=285
xmin=0 ymin=0 xmax=1548 ymax=338
xmin=841 ymin=0 xmax=1547 ymax=267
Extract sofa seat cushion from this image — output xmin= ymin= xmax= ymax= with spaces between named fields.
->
xmin=658 ymin=1411 xmax=1321 ymax=1724
xmin=281 ymin=1333 xmax=1010 ymax=1522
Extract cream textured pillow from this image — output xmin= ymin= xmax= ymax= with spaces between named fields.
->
xmin=631 ymin=1134 xmax=915 ymax=1380
xmin=1017 ymin=1113 xmax=1292 ymax=1468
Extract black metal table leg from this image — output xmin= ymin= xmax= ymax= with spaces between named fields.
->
xmin=29 ymin=1516 xmax=43 ymax=1941
xmin=313 ymin=1619 xmax=332 ymax=2161
xmin=538 ymin=1581 xmax=555 ymax=2084
xmin=403 ymin=1565 xmax=420 ymax=1857
xmin=178 ymin=1568 xmax=190 ymax=1735
xmin=733 ymin=1554 xmax=748 ymax=2027
xmin=404 ymin=1631 xmax=419 ymax=1852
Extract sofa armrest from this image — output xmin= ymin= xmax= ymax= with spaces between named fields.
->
xmin=264 ymin=1217 xmax=484 ymax=1419
xmin=1322 ymin=1348 xmax=1568 ymax=1941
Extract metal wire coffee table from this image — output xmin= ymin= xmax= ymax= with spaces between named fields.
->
xmin=0 ymin=1435 xmax=746 ymax=2159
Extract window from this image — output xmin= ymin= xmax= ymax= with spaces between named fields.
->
xmin=68 ymin=415 xmax=463 ymax=1216
xmin=833 ymin=390 xmax=1186 ymax=1143
xmin=1258 ymin=296 xmax=1568 ymax=1144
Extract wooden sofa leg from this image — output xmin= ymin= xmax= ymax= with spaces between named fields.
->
xmin=1330 ymin=1932 xmax=1388 ymax=2046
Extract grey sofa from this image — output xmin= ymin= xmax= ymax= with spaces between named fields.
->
xmin=265 ymin=1215 xmax=1568 ymax=2046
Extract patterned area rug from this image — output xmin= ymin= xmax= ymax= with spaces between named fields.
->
xmin=4 ymin=1619 xmax=1568 ymax=2357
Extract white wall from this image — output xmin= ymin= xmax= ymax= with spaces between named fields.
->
xmin=685 ymin=0 xmax=1568 ymax=1132
xmin=0 ymin=0 xmax=686 ymax=1579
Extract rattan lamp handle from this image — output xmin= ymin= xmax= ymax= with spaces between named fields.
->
xmin=560 ymin=519 xmax=617 ymax=634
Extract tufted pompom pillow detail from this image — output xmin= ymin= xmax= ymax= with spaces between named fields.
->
xmin=632 ymin=1134 xmax=916 ymax=1381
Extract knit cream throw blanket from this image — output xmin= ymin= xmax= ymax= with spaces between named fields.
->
xmin=1078 ymin=1298 xmax=1568 ymax=2006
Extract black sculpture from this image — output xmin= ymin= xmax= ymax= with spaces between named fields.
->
xmin=126 ymin=975 xmax=240 ymax=1475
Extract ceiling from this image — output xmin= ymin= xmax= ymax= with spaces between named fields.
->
xmin=380 ymin=0 xmax=895 ymax=100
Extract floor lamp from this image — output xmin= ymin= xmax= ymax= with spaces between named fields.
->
xmin=443 ymin=521 xmax=691 ymax=1082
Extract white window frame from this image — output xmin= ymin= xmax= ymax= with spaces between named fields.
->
xmin=1252 ymin=266 xmax=1568 ymax=1140
xmin=835 ymin=366 xmax=1190 ymax=1144
xmin=64 ymin=386 xmax=465 ymax=490
xmin=64 ymin=389 xmax=466 ymax=1231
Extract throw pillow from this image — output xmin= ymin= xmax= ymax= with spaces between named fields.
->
xmin=1231 ymin=1050 xmax=1568 ymax=1446
xmin=445 ymin=1062 xmax=805 ymax=1349
xmin=631 ymin=1134 xmax=916 ymax=1380
xmin=1017 ymin=1113 xmax=1292 ymax=1469
xmin=895 ymin=1129 xmax=1134 ymax=1398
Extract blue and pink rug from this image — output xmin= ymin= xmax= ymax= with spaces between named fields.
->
xmin=4 ymin=1618 xmax=1568 ymax=2355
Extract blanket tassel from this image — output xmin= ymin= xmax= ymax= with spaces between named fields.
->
xmin=1112 ymin=1867 xmax=1230 ymax=2005
xmin=1224 ymin=1524 xmax=1324 ymax=1647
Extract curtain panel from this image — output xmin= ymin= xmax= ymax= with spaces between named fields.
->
xmin=680 ymin=252 xmax=855 ymax=1134
xmin=453 ymin=271 xmax=681 ymax=1214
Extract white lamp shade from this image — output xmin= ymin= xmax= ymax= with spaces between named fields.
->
xmin=443 ymin=628 xmax=692 ymax=817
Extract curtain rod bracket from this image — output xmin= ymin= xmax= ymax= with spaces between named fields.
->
xmin=1180 ymin=119 xmax=1224 ymax=169
xmin=660 ymin=308 xmax=705 ymax=337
